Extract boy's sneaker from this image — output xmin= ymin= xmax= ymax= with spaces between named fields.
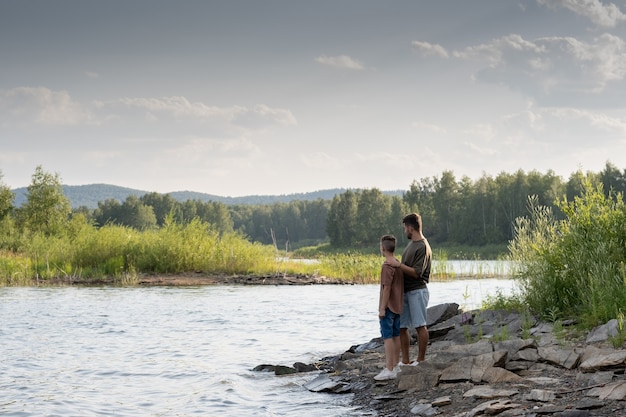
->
xmin=400 ymin=360 xmax=419 ymax=367
xmin=374 ymin=368 xmax=397 ymax=381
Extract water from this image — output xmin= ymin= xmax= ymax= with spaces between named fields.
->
xmin=1 ymin=279 xmax=516 ymax=417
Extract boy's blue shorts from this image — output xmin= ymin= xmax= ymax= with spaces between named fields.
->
xmin=379 ymin=308 xmax=401 ymax=339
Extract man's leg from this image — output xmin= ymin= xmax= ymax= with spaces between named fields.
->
xmin=399 ymin=328 xmax=411 ymax=364
xmin=416 ymin=325 xmax=428 ymax=362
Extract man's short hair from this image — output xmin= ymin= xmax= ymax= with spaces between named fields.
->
xmin=380 ymin=234 xmax=396 ymax=253
xmin=402 ymin=213 xmax=422 ymax=232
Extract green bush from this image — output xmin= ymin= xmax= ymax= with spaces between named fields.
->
xmin=509 ymin=181 xmax=626 ymax=327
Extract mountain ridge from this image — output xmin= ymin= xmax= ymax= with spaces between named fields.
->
xmin=11 ymin=183 xmax=403 ymax=209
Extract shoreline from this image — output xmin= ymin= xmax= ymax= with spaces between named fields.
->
xmin=28 ymin=272 xmax=351 ymax=287
xmin=256 ymin=303 xmax=626 ymax=416
xmin=21 ymin=271 xmax=514 ymax=287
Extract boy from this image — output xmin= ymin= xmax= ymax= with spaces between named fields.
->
xmin=374 ymin=234 xmax=404 ymax=381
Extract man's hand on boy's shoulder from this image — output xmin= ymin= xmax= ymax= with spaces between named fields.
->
xmin=385 ymin=258 xmax=401 ymax=268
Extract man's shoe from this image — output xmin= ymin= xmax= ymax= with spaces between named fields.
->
xmin=374 ymin=368 xmax=397 ymax=381
xmin=400 ymin=360 xmax=419 ymax=367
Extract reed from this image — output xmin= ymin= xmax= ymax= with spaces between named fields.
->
xmin=0 ymin=218 xmax=277 ymax=284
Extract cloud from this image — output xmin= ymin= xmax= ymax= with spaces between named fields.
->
xmin=451 ymin=33 xmax=626 ymax=99
xmin=113 ymin=96 xmax=246 ymax=121
xmin=453 ymin=34 xmax=545 ymax=64
xmin=537 ymin=0 xmax=626 ymax=28
xmin=315 ymin=54 xmax=365 ymax=70
xmin=412 ymin=121 xmax=448 ymax=134
xmin=356 ymin=152 xmax=414 ymax=168
xmin=411 ymin=40 xmax=450 ymax=58
xmin=85 ymin=71 xmax=99 ymax=79
xmin=299 ymin=151 xmax=343 ymax=170
xmin=233 ymin=104 xmax=297 ymax=128
xmin=109 ymin=97 xmax=297 ymax=129
xmin=0 ymin=87 xmax=95 ymax=127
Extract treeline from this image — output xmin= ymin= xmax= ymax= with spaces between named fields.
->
xmin=1 ymin=162 xmax=625 ymax=252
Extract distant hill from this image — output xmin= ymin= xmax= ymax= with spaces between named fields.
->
xmin=11 ymin=184 xmax=403 ymax=209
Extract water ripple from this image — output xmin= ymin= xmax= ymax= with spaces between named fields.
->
xmin=1 ymin=280 xmax=515 ymax=416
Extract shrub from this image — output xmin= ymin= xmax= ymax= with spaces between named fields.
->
xmin=508 ymin=181 xmax=626 ymax=327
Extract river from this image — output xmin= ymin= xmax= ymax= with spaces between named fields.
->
xmin=1 ymin=278 xmax=517 ymax=416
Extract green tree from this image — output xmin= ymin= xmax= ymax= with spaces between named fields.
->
xmin=94 ymin=198 xmax=123 ymax=226
xmin=0 ymin=171 xmax=14 ymax=221
xmin=18 ymin=166 xmax=71 ymax=236
xmin=388 ymin=196 xmax=409 ymax=244
xmin=327 ymin=190 xmax=358 ymax=247
xmin=432 ymin=170 xmax=459 ymax=242
xmin=599 ymin=161 xmax=626 ymax=198
xmin=354 ymin=188 xmax=391 ymax=246
xmin=119 ymin=195 xmax=157 ymax=230
xmin=195 ymin=200 xmax=234 ymax=234
xmin=140 ymin=192 xmax=179 ymax=226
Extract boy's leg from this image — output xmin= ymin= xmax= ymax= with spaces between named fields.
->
xmin=392 ymin=335 xmax=401 ymax=367
xmin=383 ymin=338 xmax=396 ymax=370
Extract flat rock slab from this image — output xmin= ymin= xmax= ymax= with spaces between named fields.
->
xmin=463 ymin=387 xmax=519 ymax=399
xmin=587 ymin=381 xmax=626 ymax=400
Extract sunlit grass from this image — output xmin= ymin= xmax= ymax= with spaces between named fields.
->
xmin=0 ymin=218 xmax=515 ymax=286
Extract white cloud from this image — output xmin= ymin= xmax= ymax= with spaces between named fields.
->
xmin=315 ymin=54 xmax=365 ymax=70
xmin=0 ymin=87 xmax=95 ymax=126
xmin=412 ymin=121 xmax=448 ymax=134
xmin=114 ymin=96 xmax=245 ymax=121
xmin=355 ymin=152 xmax=414 ymax=167
xmin=411 ymin=40 xmax=449 ymax=58
xmin=453 ymin=34 xmax=545 ymax=64
xmin=300 ymin=151 xmax=343 ymax=170
xmin=85 ymin=71 xmax=99 ymax=79
xmin=463 ymin=123 xmax=497 ymax=139
xmin=452 ymin=33 xmax=626 ymax=97
xmin=537 ymin=0 xmax=626 ymax=28
xmin=110 ymin=97 xmax=297 ymax=128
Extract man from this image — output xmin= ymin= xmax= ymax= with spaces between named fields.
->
xmin=387 ymin=213 xmax=431 ymax=365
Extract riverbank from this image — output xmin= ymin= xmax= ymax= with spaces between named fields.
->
xmin=29 ymin=272 xmax=350 ymax=287
xmin=256 ymin=304 xmax=626 ymax=416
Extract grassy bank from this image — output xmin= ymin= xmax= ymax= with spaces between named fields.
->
xmin=0 ymin=215 xmax=510 ymax=286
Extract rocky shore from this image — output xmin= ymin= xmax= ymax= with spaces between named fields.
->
xmin=254 ymin=303 xmax=626 ymax=417
xmin=38 ymin=271 xmax=349 ymax=286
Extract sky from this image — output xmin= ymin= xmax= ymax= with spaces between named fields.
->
xmin=2 ymin=0 xmax=626 ymax=197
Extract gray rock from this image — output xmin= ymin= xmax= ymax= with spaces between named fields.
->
xmin=303 ymin=374 xmax=349 ymax=393
xmin=426 ymin=302 xmax=460 ymax=327
xmin=579 ymin=350 xmax=626 ymax=372
xmin=587 ymin=380 xmax=626 ymax=400
xmin=409 ymin=403 xmax=438 ymax=416
xmin=463 ymin=387 xmax=519 ymax=398
xmin=537 ymin=345 xmax=581 ymax=369
xmin=525 ymin=388 xmax=556 ymax=402
xmin=482 ymin=366 xmax=524 ymax=383
xmin=263 ymin=306 xmax=626 ymax=416
xmin=586 ymin=319 xmax=619 ymax=343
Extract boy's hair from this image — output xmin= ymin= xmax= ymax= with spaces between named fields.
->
xmin=402 ymin=213 xmax=422 ymax=232
xmin=380 ymin=234 xmax=396 ymax=253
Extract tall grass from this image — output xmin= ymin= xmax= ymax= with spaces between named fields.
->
xmin=508 ymin=183 xmax=626 ymax=328
xmin=0 ymin=217 xmax=276 ymax=285
xmin=1 ymin=215 xmax=517 ymax=287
